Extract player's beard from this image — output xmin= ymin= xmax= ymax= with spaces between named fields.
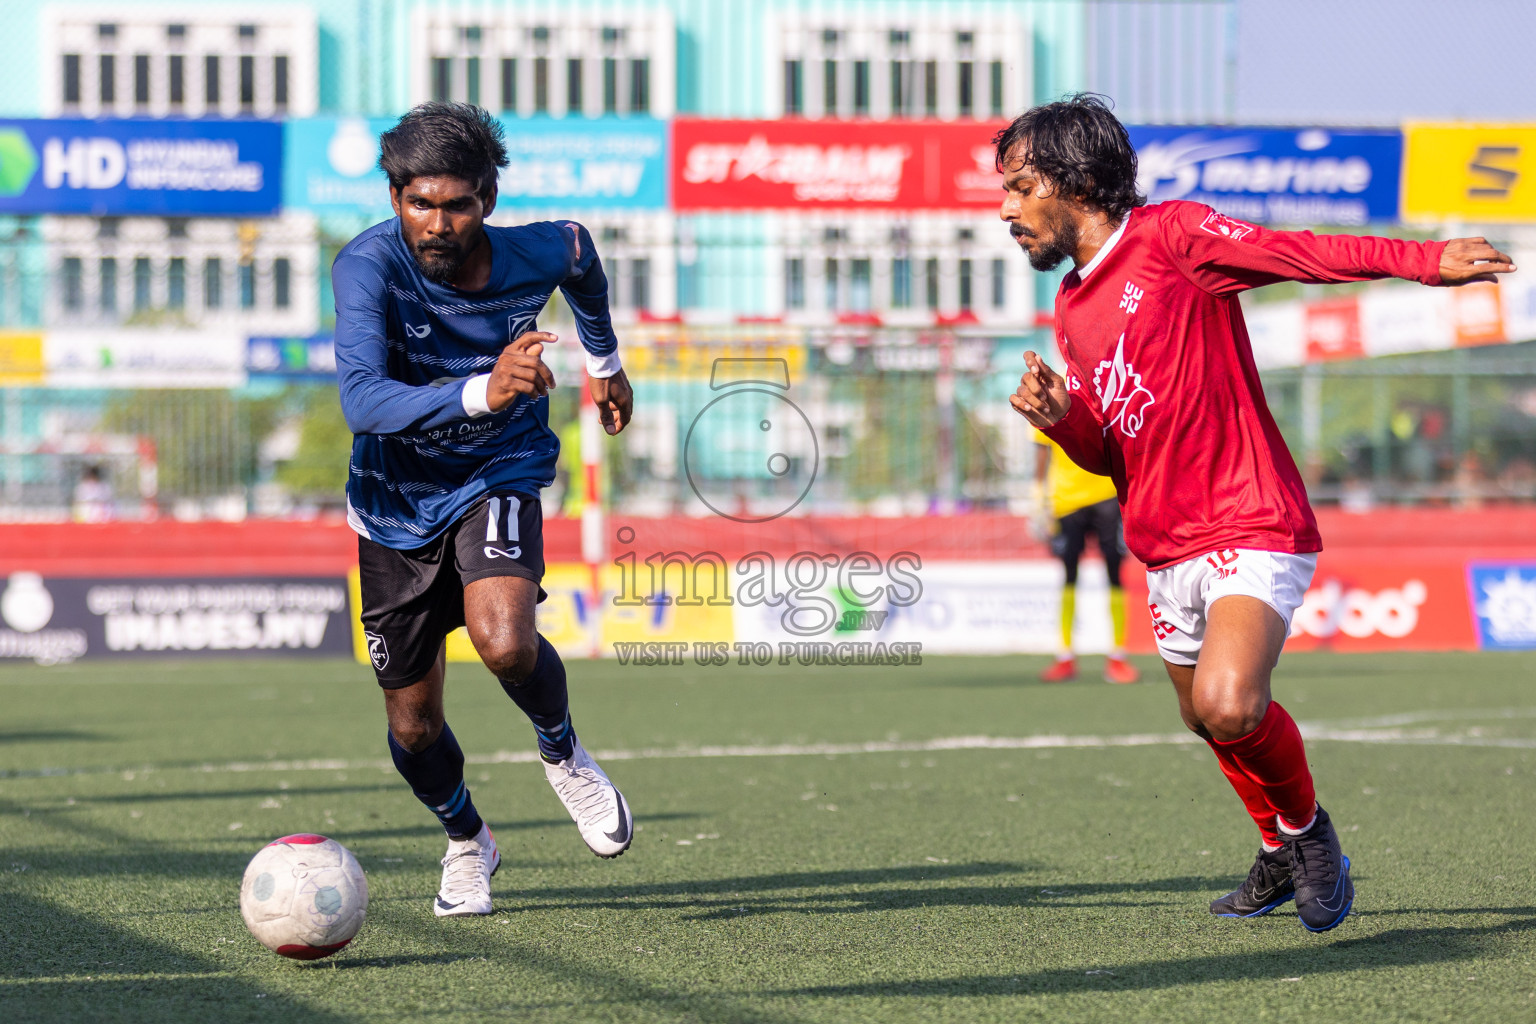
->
xmin=411 ymin=230 xmax=481 ymax=285
xmin=1013 ymin=208 xmax=1080 ymax=272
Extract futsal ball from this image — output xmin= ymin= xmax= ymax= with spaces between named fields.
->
xmin=239 ymin=834 xmax=368 ymax=960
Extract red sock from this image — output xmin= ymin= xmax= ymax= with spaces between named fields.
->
xmin=1205 ymin=738 xmax=1283 ymax=847
xmin=1212 ymin=701 xmax=1317 ymax=833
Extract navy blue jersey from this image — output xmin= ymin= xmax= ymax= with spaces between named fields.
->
xmin=334 ymin=218 xmax=617 ymax=549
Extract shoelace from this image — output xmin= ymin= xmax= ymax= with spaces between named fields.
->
xmin=552 ymin=764 xmax=614 ymax=828
xmin=1289 ymin=833 xmax=1338 ymax=890
xmin=1245 ymin=853 xmax=1287 ymax=895
xmin=439 ymin=843 xmax=489 ymax=901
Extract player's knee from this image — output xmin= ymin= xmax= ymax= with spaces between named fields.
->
xmin=387 ymin=712 xmax=443 ymax=753
xmin=1193 ymin=682 xmax=1268 ymax=740
xmin=479 ymin=636 xmax=539 ymax=685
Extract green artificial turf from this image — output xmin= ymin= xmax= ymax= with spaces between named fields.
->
xmin=2 ymin=652 xmax=1534 ymax=1023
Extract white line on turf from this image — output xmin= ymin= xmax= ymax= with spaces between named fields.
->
xmin=6 ymin=717 xmax=1536 ymax=779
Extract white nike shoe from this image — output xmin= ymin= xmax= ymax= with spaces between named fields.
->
xmin=434 ymin=822 xmax=500 ymax=917
xmin=544 ymin=738 xmax=633 ymax=858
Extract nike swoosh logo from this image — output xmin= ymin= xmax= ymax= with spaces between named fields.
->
xmin=436 ymin=897 xmax=461 ymax=911
xmin=605 ymin=792 xmax=631 ymax=845
xmin=406 ymin=323 xmax=431 ymax=338
xmin=1313 ymin=856 xmax=1351 ymax=913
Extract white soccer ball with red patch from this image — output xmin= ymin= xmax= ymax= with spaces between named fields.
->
xmin=239 ymin=834 xmax=368 ymax=960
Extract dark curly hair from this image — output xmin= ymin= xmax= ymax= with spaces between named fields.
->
xmin=379 ymin=102 xmax=509 ymax=199
xmin=993 ymin=93 xmax=1145 ymax=221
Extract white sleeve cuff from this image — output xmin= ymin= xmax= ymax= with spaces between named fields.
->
xmin=585 ymin=350 xmax=622 ymax=379
xmin=461 ymin=373 xmax=493 ymax=418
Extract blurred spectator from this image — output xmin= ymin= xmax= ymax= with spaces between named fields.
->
xmin=72 ymin=465 xmax=114 ymax=523
xmin=1498 ymin=456 xmax=1536 ymax=501
xmin=1453 ymin=452 xmax=1488 ymax=509
xmin=1340 ymin=473 xmax=1375 ymax=514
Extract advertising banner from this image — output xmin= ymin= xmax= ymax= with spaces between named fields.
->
xmin=284 ymin=117 xmax=668 ymax=215
xmin=0 ymin=331 xmax=45 ymax=386
xmin=1403 ymin=123 xmax=1536 ymax=224
xmin=1129 ymin=126 xmax=1402 ymax=225
xmin=672 ymin=119 xmax=1008 ymax=211
xmin=47 ymin=329 xmax=246 ymax=388
xmin=0 ymin=572 xmax=352 ymax=664
xmin=1285 ymin=558 xmax=1477 ymax=653
xmin=1467 ymin=564 xmax=1536 ymax=650
xmin=0 ymin=119 xmax=280 ymax=216
xmin=247 ymin=334 xmax=337 ymax=383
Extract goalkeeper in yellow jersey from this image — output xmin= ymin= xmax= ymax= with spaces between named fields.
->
xmin=1033 ymin=436 xmax=1140 ymax=684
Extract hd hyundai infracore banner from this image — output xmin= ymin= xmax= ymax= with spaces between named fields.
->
xmin=0 ymin=119 xmax=281 ymax=215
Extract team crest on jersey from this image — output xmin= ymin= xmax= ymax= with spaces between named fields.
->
xmin=1199 ymin=210 xmax=1255 ymax=241
xmin=1092 ymin=334 xmax=1157 ymax=439
xmin=365 ymin=631 xmax=389 ymax=670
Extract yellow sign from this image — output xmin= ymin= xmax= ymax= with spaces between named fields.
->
xmin=0 ymin=332 xmax=45 ymax=385
xmin=1403 ymin=123 xmax=1536 ymax=223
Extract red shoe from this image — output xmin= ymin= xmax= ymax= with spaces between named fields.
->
xmin=1039 ymin=658 xmax=1077 ymax=683
xmin=1103 ymin=657 xmax=1141 ymax=684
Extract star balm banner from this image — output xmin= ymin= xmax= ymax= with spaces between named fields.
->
xmin=671 ymin=120 xmax=1009 ymax=211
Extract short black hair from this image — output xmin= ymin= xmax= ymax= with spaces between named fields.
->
xmin=993 ymin=93 xmax=1145 ymax=221
xmin=379 ymin=102 xmax=509 ymax=199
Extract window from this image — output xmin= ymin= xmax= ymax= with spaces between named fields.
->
xmin=924 ymin=258 xmax=939 ymax=310
xmin=991 ymin=259 xmax=1006 ymax=308
xmin=784 ymin=60 xmax=802 ymax=115
xmin=239 ymin=262 xmax=255 ymax=309
xmin=63 ymin=55 xmax=81 ymax=104
xmin=62 ymin=258 xmax=83 ymax=311
xmin=630 ymin=258 xmax=650 ymax=312
xmin=134 ymin=54 xmax=149 ymax=105
xmin=891 ymin=257 xmax=911 ymax=308
xmin=273 ymin=258 xmax=291 ymax=309
xmin=133 ymin=257 xmax=152 ymax=312
xmin=97 ymin=217 xmax=119 ymax=239
xmin=465 ymin=56 xmax=480 ymax=106
xmin=990 ymin=61 xmax=1004 ymax=117
xmin=204 ymin=258 xmax=222 ymax=309
xmin=924 ymin=61 xmax=937 ymax=116
xmin=167 ymin=218 xmax=188 ymax=238
xmin=891 ymin=61 xmax=914 ymax=118
xmin=99 ymin=54 xmax=115 ymax=104
xmin=824 ymin=258 xmax=839 ymax=310
xmin=169 ymin=55 xmax=184 ymax=106
xmin=501 ymin=58 xmax=517 ymax=110
xmin=100 ymin=259 xmax=117 ymax=313
xmin=432 ymin=57 xmax=451 ymax=102
xmin=168 ymin=258 xmax=186 ymax=310
xmin=850 ymin=259 xmax=871 ymax=312
xmin=239 ymin=55 xmax=254 ymax=108
xmin=533 ymin=57 xmax=548 ymax=111
xmin=852 ymin=60 xmax=869 ymax=116
xmin=630 ymin=58 xmax=649 ymax=112
xmin=566 ymin=58 xmax=582 ymax=112
xmin=958 ymin=62 xmax=973 ymax=118
xmin=958 ymin=259 xmax=973 ymax=311
xmin=205 ymin=55 xmax=220 ymax=104
xmin=238 ymin=24 xmax=256 ymax=39
xmin=822 ymin=60 xmax=837 ymax=114
xmin=274 ymin=56 xmax=288 ymax=108
xmin=604 ymin=58 xmax=618 ymax=113
xmin=785 ymin=258 xmax=804 ymax=309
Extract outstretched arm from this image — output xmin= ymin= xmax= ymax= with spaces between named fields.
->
xmin=557 ymin=221 xmax=631 ymax=434
xmin=1166 ymin=204 xmax=1515 ymax=297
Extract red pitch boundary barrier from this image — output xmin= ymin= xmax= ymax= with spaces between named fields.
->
xmin=0 ymin=507 xmax=1531 ymax=577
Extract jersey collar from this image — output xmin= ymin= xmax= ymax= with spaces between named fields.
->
xmin=1074 ymin=214 xmax=1130 ymax=281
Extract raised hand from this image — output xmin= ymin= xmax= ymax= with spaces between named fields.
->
xmin=1437 ymin=237 xmax=1517 ymax=286
xmin=590 ymin=368 xmax=633 ymax=436
xmin=1010 ymin=350 xmax=1073 ymax=428
xmin=487 ymin=331 xmax=557 ymax=413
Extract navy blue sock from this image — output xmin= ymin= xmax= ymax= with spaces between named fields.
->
xmin=499 ymin=634 xmax=575 ymax=763
xmin=387 ymin=723 xmax=483 ymax=840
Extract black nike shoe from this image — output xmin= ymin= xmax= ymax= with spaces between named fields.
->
xmin=1210 ymin=845 xmax=1295 ymax=917
xmin=1284 ymin=805 xmax=1354 ymax=932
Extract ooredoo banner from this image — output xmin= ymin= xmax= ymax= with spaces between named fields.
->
xmin=671 ymin=119 xmax=1008 ymax=211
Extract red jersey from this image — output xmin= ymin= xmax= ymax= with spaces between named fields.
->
xmin=1041 ymin=200 xmax=1445 ymax=569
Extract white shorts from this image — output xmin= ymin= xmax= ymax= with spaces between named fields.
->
xmin=1145 ymin=549 xmax=1317 ymax=666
